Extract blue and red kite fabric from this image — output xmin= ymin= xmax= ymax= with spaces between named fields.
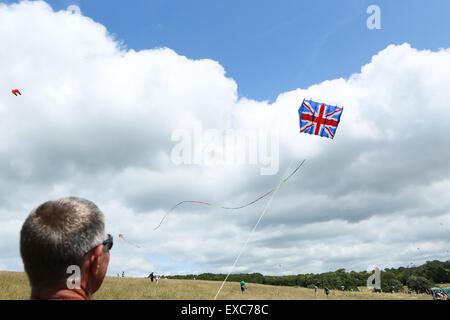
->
xmin=298 ymin=99 xmax=343 ymax=139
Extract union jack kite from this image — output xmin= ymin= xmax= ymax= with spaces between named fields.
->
xmin=298 ymin=99 xmax=343 ymax=139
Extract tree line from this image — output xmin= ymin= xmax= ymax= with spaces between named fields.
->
xmin=165 ymin=260 xmax=450 ymax=293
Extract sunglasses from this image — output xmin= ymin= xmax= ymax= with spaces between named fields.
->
xmin=85 ymin=234 xmax=113 ymax=255
xmin=102 ymin=234 xmax=114 ymax=251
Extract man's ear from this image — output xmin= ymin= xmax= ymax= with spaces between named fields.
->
xmin=89 ymin=245 xmax=104 ymax=274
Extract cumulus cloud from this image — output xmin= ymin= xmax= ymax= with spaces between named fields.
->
xmin=0 ymin=1 xmax=449 ymax=277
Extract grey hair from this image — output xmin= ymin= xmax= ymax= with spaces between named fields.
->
xmin=20 ymin=197 xmax=106 ymax=289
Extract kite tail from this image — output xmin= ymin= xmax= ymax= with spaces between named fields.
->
xmin=154 ymin=159 xmax=306 ymax=230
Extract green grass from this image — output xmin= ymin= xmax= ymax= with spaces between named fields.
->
xmin=0 ymin=271 xmax=433 ymax=300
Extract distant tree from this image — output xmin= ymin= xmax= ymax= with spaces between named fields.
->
xmin=381 ymin=272 xmax=395 ymax=292
xmin=296 ymin=274 xmax=307 ymax=287
xmin=165 ymin=260 xmax=450 ymax=290
xmin=407 ymin=276 xmax=434 ymax=293
xmin=388 ymin=280 xmax=404 ymax=293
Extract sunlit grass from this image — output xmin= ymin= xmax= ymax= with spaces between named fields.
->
xmin=0 ymin=272 xmax=433 ymax=300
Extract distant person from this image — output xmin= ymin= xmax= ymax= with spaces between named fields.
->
xmin=20 ymin=197 xmax=112 ymax=300
xmin=155 ymin=273 xmax=159 ymax=285
xmin=122 ymin=271 xmax=125 ymax=278
xmin=240 ymin=280 xmax=246 ymax=293
xmin=325 ymin=287 xmax=330 ymax=297
xmin=149 ymin=272 xmax=154 ymax=282
xmin=314 ymin=286 xmax=318 ymax=297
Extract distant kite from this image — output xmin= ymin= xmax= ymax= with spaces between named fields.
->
xmin=12 ymin=89 xmax=21 ymax=96
xmin=118 ymin=234 xmax=140 ymax=248
xmin=299 ymin=99 xmax=343 ymax=139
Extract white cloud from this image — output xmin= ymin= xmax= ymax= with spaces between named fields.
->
xmin=0 ymin=1 xmax=449 ymax=278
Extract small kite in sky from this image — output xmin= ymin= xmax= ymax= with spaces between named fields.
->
xmin=118 ymin=234 xmax=140 ymax=248
xmin=12 ymin=89 xmax=21 ymax=96
xmin=299 ymin=99 xmax=343 ymax=139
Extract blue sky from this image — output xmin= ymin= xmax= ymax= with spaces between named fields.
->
xmin=5 ymin=0 xmax=450 ymax=102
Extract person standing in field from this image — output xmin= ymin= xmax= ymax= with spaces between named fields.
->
xmin=325 ymin=287 xmax=330 ymax=297
xmin=149 ymin=272 xmax=154 ymax=282
xmin=240 ymin=280 xmax=246 ymax=293
xmin=155 ymin=272 xmax=159 ymax=285
xmin=314 ymin=285 xmax=318 ymax=297
xmin=20 ymin=197 xmax=112 ymax=300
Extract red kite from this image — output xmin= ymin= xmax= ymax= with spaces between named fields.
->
xmin=118 ymin=234 xmax=140 ymax=248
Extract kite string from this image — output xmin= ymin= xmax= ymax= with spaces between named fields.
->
xmin=213 ymin=160 xmax=301 ymax=300
xmin=213 ymin=184 xmax=280 ymax=300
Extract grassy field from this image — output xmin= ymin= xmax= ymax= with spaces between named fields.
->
xmin=0 ymin=271 xmax=433 ymax=300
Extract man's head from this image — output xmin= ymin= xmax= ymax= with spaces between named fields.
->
xmin=20 ymin=197 xmax=111 ymax=298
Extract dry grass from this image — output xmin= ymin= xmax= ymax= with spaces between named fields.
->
xmin=0 ymin=272 xmax=31 ymax=300
xmin=0 ymin=271 xmax=432 ymax=300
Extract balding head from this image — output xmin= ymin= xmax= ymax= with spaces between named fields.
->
xmin=20 ymin=197 xmax=106 ymax=289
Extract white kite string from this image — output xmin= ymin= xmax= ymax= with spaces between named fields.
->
xmin=213 ymin=161 xmax=296 ymax=300
xmin=213 ymin=186 xmax=279 ymax=300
